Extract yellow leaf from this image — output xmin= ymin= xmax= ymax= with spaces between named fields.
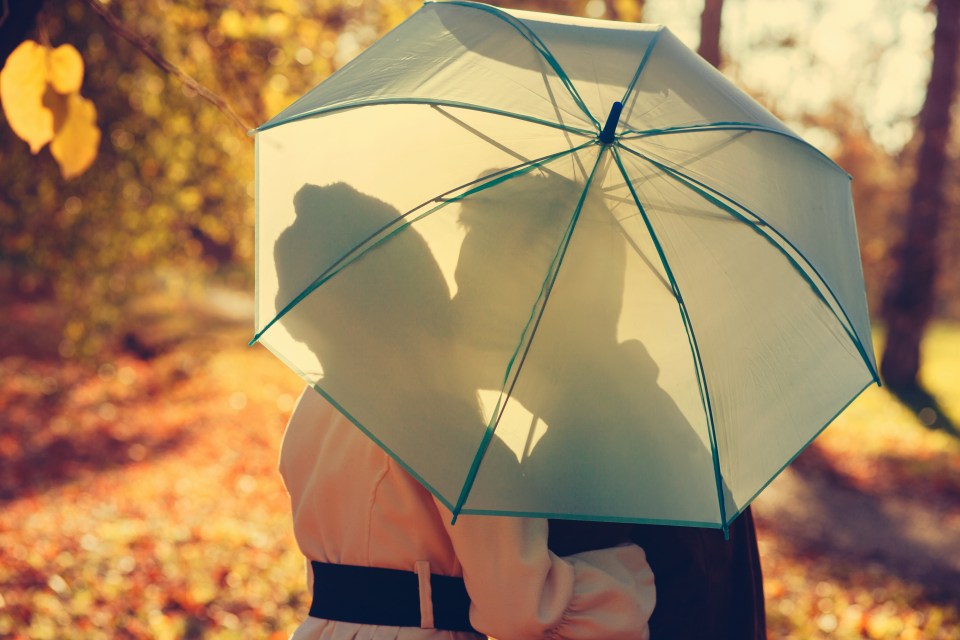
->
xmin=219 ymin=9 xmax=246 ymax=39
xmin=0 ymin=40 xmax=54 ymax=153
xmin=50 ymin=93 xmax=101 ymax=179
xmin=42 ymin=85 xmax=70 ymax=131
xmin=47 ymin=44 xmax=84 ymax=94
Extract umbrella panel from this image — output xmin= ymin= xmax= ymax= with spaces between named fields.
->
xmin=616 ymin=149 xmax=875 ymax=517
xmin=465 ymin=155 xmax=722 ymax=525
xmin=621 ymin=130 xmax=875 ymax=372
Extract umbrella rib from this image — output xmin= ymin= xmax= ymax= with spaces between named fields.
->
xmin=619 ymin=27 xmax=664 ymax=108
xmin=432 ymin=105 xmax=582 ymax=180
xmin=435 ymin=0 xmax=601 ymax=131
xmin=450 ymin=147 xmax=607 ymax=522
xmin=611 ymin=146 xmax=728 ymax=533
xmin=256 ymin=98 xmax=598 ymax=138
xmin=457 ymin=509 xmax=725 ymax=528
xmin=618 ymin=144 xmax=879 ymax=384
xmin=620 ymin=122 xmax=849 ymax=177
xmin=637 ymin=129 xmax=751 ymax=168
xmin=602 ymin=175 xmax=734 ymax=297
xmin=251 ymin=141 xmax=598 ymax=346
xmin=614 ymin=223 xmax=674 ymax=295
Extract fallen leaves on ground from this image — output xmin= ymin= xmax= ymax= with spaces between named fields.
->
xmin=0 ymin=294 xmax=305 ymax=638
xmin=0 ymin=294 xmax=958 ymax=638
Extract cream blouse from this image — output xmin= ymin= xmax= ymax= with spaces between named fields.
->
xmin=280 ymin=386 xmax=655 ymax=640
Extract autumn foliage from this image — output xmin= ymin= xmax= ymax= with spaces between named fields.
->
xmin=1 ymin=40 xmax=101 ymax=179
xmin=1 ymin=292 xmax=959 ymax=638
xmin=2 ymin=0 xmax=960 ymax=637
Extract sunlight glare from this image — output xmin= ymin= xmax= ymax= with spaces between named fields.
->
xmin=644 ymin=0 xmax=932 ymax=153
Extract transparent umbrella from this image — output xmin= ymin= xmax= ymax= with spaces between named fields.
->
xmin=250 ymin=0 xmax=879 ymax=535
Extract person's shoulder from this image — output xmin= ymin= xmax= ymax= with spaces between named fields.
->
xmin=293 ymin=385 xmax=334 ymax=416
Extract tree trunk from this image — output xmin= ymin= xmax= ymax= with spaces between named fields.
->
xmin=880 ymin=0 xmax=960 ymax=391
xmin=698 ymin=0 xmax=724 ymax=67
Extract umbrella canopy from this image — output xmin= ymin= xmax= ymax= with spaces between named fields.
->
xmin=251 ymin=0 xmax=879 ymax=534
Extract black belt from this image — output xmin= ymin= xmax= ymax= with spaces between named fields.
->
xmin=309 ymin=561 xmax=476 ymax=632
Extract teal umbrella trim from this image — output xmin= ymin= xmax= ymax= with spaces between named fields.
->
xmin=451 ymin=146 xmax=607 ymax=523
xmin=250 ymin=140 xmax=597 ymax=346
xmin=433 ymin=0 xmax=601 ymax=130
xmin=458 ymin=510 xmax=723 ymax=529
xmin=256 ymin=98 xmax=598 ymax=137
xmin=722 ymin=376 xmax=877 ymax=528
xmin=619 ymin=27 xmax=664 ymax=109
xmin=621 ymin=122 xmax=849 ymax=177
xmin=611 ymin=146 xmax=728 ymax=534
xmin=620 ymin=145 xmax=879 ymax=385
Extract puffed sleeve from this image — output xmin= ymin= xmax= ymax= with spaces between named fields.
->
xmin=437 ymin=502 xmax=655 ymax=640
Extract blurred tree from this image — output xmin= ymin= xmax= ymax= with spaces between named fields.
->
xmin=880 ymin=0 xmax=960 ymax=398
xmin=0 ymin=0 xmax=421 ymax=358
xmin=698 ymin=0 xmax=724 ymax=67
xmin=811 ymin=104 xmax=908 ymax=322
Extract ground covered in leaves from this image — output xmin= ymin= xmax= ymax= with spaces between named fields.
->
xmin=1 ymin=291 xmax=958 ymax=639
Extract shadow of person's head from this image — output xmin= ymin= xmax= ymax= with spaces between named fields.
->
xmin=451 ymin=169 xmax=627 ymax=388
xmin=274 ymin=182 xmax=456 ymax=384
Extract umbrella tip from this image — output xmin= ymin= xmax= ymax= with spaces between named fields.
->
xmin=599 ymin=101 xmax=623 ymax=144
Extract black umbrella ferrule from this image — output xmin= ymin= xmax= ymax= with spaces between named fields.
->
xmin=599 ymin=101 xmax=623 ymax=144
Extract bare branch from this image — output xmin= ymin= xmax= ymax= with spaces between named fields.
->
xmin=81 ymin=0 xmax=254 ymax=134
xmin=0 ymin=0 xmax=10 ymax=31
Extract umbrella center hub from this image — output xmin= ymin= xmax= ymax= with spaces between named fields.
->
xmin=598 ymin=101 xmax=623 ymax=145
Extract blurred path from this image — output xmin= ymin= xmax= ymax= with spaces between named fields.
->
xmin=753 ymin=465 xmax=960 ymax=596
